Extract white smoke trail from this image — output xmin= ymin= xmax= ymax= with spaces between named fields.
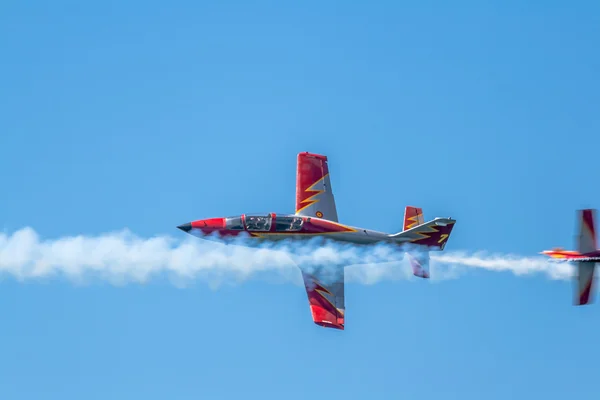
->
xmin=432 ymin=251 xmax=573 ymax=280
xmin=0 ymin=227 xmax=574 ymax=287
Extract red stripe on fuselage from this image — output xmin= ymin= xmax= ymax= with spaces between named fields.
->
xmin=300 ymin=218 xmax=356 ymax=234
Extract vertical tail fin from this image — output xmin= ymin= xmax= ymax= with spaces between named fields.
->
xmin=404 ymin=206 xmax=424 ymax=231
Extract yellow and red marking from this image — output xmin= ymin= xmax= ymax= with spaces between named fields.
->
xmin=403 ymin=206 xmax=424 ymax=230
xmin=295 ymin=152 xmax=329 ymax=214
xmin=408 ymin=221 xmax=455 ymax=247
xmin=303 ymin=273 xmax=344 ymax=330
xmin=541 ymin=249 xmax=584 ymax=259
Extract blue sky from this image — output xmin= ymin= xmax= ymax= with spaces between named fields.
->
xmin=1 ymin=1 xmax=599 ymax=398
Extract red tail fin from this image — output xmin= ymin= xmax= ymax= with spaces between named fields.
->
xmin=404 ymin=206 xmax=424 ymax=231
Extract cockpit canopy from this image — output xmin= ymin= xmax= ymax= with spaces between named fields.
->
xmin=245 ymin=214 xmax=272 ymax=231
xmin=225 ymin=216 xmax=244 ymax=230
xmin=274 ymin=215 xmax=303 ymax=231
xmin=224 ymin=213 xmax=304 ymax=232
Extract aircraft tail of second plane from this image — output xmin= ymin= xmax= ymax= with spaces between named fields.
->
xmin=541 ymin=209 xmax=600 ymax=305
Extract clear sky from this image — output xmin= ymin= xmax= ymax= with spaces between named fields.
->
xmin=1 ymin=1 xmax=599 ymax=398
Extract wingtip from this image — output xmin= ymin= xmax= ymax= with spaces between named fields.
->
xmin=315 ymin=321 xmax=345 ymax=330
xmin=298 ymin=151 xmax=327 ymax=160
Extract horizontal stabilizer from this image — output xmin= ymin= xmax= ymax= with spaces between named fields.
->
xmin=389 ymin=217 xmax=456 ymax=250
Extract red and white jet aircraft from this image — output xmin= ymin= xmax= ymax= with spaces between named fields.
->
xmin=541 ymin=209 xmax=600 ymax=305
xmin=178 ymin=152 xmax=457 ymax=330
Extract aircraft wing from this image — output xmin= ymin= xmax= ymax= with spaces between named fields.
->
xmin=300 ymin=267 xmax=345 ymax=330
xmin=575 ymin=261 xmax=596 ymax=305
xmin=575 ymin=209 xmax=597 ymax=305
xmin=577 ymin=209 xmax=597 ymax=254
xmin=295 ymin=152 xmax=339 ymax=222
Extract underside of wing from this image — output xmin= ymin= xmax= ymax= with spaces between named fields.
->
xmin=295 ymin=152 xmax=339 ymax=222
xmin=575 ymin=261 xmax=596 ymax=305
xmin=300 ymin=267 xmax=345 ymax=330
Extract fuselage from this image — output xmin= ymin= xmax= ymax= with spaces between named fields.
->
xmin=541 ymin=248 xmax=600 ymax=261
xmin=177 ymin=212 xmax=393 ymax=245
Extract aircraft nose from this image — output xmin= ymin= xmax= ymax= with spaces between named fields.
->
xmin=177 ymin=222 xmax=192 ymax=232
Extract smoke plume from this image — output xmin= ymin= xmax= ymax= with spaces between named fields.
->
xmin=0 ymin=227 xmax=573 ymax=287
